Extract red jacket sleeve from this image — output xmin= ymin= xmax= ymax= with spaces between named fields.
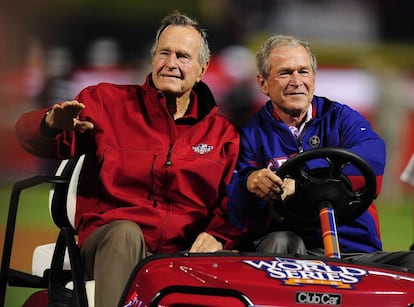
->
xmin=15 ymin=108 xmax=62 ymax=159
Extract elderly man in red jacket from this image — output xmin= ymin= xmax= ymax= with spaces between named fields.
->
xmin=16 ymin=11 xmax=240 ymax=307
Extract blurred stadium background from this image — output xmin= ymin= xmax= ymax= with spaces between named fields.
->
xmin=1 ymin=0 xmax=414 ymax=305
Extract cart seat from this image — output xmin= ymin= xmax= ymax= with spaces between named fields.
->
xmin=31 ymin=155 xmax=95 ymax=306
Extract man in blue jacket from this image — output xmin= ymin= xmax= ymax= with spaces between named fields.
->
xmin=231 ymin=34 xmax=414 ymax=267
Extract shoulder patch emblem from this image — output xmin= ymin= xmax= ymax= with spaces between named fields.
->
xmin=192 ymin=143 xmax=214 ymax=154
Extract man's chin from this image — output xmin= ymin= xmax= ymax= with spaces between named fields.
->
xmin=287 ymin=99 xmax=310 ymax=109
xmin=281 ymin=102 xmax=310 ymax=117
xmin=156 ymin=84 xmax=180 ymax=94
xmin=159 ymin=88 xmax=184 ymax=98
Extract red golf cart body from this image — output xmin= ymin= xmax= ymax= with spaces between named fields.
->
xmin=119 ymin=253 xmax=414 ymax=307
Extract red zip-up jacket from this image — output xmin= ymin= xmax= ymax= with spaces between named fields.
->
xmin=16 ymin=75 xmax=241 ymax=253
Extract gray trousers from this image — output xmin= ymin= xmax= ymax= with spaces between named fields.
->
xmin=80 ymin=220 xmax=150 ymax=307
xmin=254 ymin=230 xmax=414 ymax=269
xmin=253 ymin=231 xmax=307 ymax=254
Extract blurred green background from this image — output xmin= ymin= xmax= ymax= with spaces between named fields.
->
xmin=0 ymin=184 xmax=57 ymax=307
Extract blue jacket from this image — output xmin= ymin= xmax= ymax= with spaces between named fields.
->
xmin=229 ymin=96 xmax=386 ymax=253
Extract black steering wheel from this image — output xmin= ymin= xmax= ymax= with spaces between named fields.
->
xmin=274 ymin=147 xmax=377 ymax=226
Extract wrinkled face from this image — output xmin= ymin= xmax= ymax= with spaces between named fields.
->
xmin=257 ymin=45 xmax=315 ymax=117
xmin=152 ymin=25 xmax=208 ymax=98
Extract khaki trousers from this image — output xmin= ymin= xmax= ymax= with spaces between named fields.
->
xmin=80 ymin=220 xmax=149 ymax=307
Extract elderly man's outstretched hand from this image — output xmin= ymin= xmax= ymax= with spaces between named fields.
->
xmin=45 ymin=100 xmax=94 ymax=132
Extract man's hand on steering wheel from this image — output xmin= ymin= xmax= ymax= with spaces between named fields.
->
xmin=247 ymin=169 xmax=296 ymax=202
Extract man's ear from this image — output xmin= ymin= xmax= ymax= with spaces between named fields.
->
xmin=256 ymin=74 xmax=269 ymax=96
xmin=198 ymin=61 xmax=209 ymax=82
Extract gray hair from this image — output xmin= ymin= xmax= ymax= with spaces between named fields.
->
xmin=151 ymin=11 xmax=211 ymax=66
xmin=256 ymin=35 xmax=317 ymax=79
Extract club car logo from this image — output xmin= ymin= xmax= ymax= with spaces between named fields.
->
xmin=243 ymin=257 xmax=367 ymax=289
xmin=296 ymin=292 xmax=342 ymax=306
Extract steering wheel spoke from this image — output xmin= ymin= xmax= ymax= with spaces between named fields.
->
xmin=329 ymin=159 xmax=344 ymax=177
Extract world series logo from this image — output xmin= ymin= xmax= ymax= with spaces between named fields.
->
xmin=192 ymin=143 xmax=214 ymax=154
xmin=243 ymin=257 xmax=367 ymax=289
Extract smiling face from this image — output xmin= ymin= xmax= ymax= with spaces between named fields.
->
xmin=257 ymin=45 xmax=315 ymax=124
xmin=151 ymin=25 xmax=208 ymax=100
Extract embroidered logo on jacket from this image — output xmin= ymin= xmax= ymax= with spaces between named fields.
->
xmin=192 ymin=143 xmax=214 ymax=154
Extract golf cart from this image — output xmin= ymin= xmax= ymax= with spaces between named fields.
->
xmin=1 ymin=148 xmax=414 ymax=306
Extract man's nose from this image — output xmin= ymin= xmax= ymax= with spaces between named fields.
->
xmin=165 ymin=54 xmax=179 ymax=68
xmin=290 ymin=71 xmax=303 ymax=85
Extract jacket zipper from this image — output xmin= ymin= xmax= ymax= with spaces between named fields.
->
xmin=165 ymin=145 xmax=173 ymax=167
xmin=154 ymin=145 xmax=174 ymax=252
xmin=148 ymin=154 xmax=158 ymax=207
